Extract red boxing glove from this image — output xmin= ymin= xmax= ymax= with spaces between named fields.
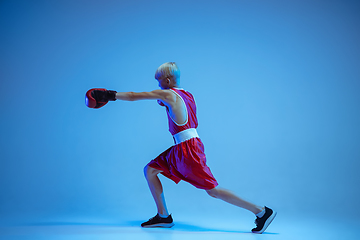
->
xmin=85 ymin=88 xmax=117 ymax=108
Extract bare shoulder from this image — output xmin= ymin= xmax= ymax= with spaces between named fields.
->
xmin=151 ymin=89 xmax=175 ymax=98
xmin=148 ymin=89 xmax=176 ymax=107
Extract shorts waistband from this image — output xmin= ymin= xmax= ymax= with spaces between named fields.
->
xmin=173 ymin=128 xmax=199 ymax=145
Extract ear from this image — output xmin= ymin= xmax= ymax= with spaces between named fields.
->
xmin=166 ymin=78 xmax=171 ymax=84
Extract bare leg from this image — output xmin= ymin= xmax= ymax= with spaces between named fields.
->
xmin=206 ymin=187 xmax=264 ymax=215
xmin=144 ymin=165 xmax=169 ymax=216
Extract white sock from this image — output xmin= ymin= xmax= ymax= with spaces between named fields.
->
xmin=158 ymin=213 xmax=169 ymax=218
xmin=256 ymin=208 xmax=266 ymax=218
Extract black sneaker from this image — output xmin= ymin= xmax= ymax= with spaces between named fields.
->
xmin=252 ymin=206 xmax=277 ymax=234
xmin=141 ymin=214 xmax=174 ymax=228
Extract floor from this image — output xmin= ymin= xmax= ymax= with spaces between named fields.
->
xmin=0 ymin=215 xmax=358 ymax=240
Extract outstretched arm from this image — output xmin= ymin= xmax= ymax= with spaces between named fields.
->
xmin=85 ymin=88 xmax=176 ymax=109
xmin=116 ymin=90 xmax=175 ymax=105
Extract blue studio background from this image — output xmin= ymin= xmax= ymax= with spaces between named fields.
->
xmin=1 ymin=0 xmax=359 ymax=227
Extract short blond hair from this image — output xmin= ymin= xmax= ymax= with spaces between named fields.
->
xmin=155 ymin=62 xmax=180 ymax=82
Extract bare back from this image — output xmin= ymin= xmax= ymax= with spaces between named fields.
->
xmin=161 ymin=89 xmax=188 ymax=125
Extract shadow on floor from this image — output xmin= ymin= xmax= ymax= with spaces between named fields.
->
xmin=24 ymin=220 xmax=278 ymax=235
xmin=124 ymin=220 xmax=278 ymax=235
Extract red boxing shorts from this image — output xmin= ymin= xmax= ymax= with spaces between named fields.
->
xmin=147 ymin=138 xmax=218 ymax=190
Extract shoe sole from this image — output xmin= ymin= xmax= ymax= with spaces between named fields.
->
xmin=252 ymin=211 xmax=277 ymax=234
xmin=142 ymin=223 xmax=175 ymax=228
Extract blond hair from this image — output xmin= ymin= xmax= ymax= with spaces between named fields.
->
xmin=155 ymin=62 xmax=180 ymax=82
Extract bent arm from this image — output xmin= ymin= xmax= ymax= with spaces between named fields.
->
xmin=116 ymin=90 xmax=175 ymax=104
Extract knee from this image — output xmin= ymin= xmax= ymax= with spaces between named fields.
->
xmin=206 ymin=188 xmax=219 ymax=198
xmin=144 ymin=164 xmax=159 ymax=179
xmin=143 ymin=164 xmax=151 ymax=178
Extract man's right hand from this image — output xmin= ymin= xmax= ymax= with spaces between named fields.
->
xmin=85 ymin=88 xmax=117 ymax=108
